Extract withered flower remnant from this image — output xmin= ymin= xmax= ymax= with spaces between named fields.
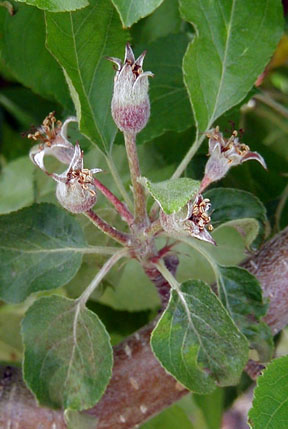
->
xmin=160 ymin=194 xmax=215 ymax=245
xmin=28 ymin=114 xmax=102 ymax=213
xmin=53 ymin=143 xmax=102 ymax=213
xmin=28 ymin=113 xmax=77 ymax=171
xmin=107 ymin=43 xmax=154 ymax=135
xmin=200 ymin=126 xmax=267 ymax=192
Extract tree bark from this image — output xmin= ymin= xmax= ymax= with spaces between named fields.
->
xmin=1 ymin=227 xmax=288 ymax=429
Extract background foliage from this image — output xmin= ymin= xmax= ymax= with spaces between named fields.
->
xmin=0 ymin=0 xmax=288 ymax=427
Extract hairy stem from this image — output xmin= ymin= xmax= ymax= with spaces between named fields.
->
xmin=124 ymin=131 xmax=149 ymax=227
xmin=254 ymin=92 xmax=288 ymax=120
xmin=84 ymin=209 xmax=131 ymax=246
xmin=144 ymin=254 xmax=179 ymax=308
xmin=172 ymin=132 xmax=206 ymax=179
xmin=78 ymin=249 xmax=128 ymax=305
xmin=146 ymin=218 xmax=162 ymax=236
xmin=93 ymin=177 xmax=134 ymax=225
xmin=153 ymin=259 xmax=179 ymax=290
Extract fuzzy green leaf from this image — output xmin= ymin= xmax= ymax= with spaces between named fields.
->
xmin=249 ymin=356 xmax=288 ymax=428
xmin=141 ymin=404 xmax=193 ymax=428
xmin=65 ymin=410 xmax=99 ymax=429
xmin=151 ymin=280 xmax=249 ymax=394
xmin=1 ymin=5 xmax=71 ymax=108
xmin=218 ymin=266 xmax=267 ymax=323
xmin=218 ymin=266 xmax=273 ymax=362
xmin=0 ymin=303 xmax=24 ymax=362
xmin=206 ymin=188 xmax=267 ymax=250
xmin=22 ymin=295 xmax=113 ymax=410
xmin=180 ymin=0 xmax=283 ymax=133
xmin=141 ymin=177 xmax=200 ymax=214
xmin=0 ymin=157 xmax=34 ymax=215
xmin=111 ymin=0 xmax=164 ymax=28
xmin=45 ymin=0 xmax=128 ymax=152
xmin=0 ymin=204 xmax=86 ymax=303
xmin=131 ymin=0 xmax=182 ymax=45
xmin=99 ymin=259 xmax=161 ymax=311
xmin=194 ymin=388 xmax=224 ymax=429
xmin=15 ymin=0 xmax=89 ymax=12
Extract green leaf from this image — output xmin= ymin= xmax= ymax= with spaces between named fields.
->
xmin=0 ymin=87 xmax=57 ymax=128
xmin=98 ymin=259 xmax=161 ymax=311
xmin=131 ymin=0 xmax=182 ymax=45
xmin=22 ymin=295 xmax=113 ymax=410
xmin=151 ymin=280 xmax=249 ymax=394
xmin=175 ymin=226 xmax=246 ymax=287
xmin=138 ymin=33 xmax=193 ymax=144
xmin=65 ymin=410 xmax=99 ymax=429
xmin=203 ymin=226 xmax=246 ymax=267
xmin=218 ymin=266 xmax=267 ymax=323
xmin=141 ymin=404 xmax=193 ymax=428
xmin=0 ymin=203 xmax=87 ymax=303
xmin=249 ymin=356 xmax=288 ymax=428
xmin=0 ymin=303 xmax=24 ymax=362
xmin=141 ymin=177 xmax=200 ymax=214
xmin=194 ymin=387 xmax=224 ymax=429
xmin=180 ymin=0 xmax=284 ymax=133
xmin=15 ymin=0 xmax=89 ymax=12
xmin=85 ymin=301 xmax=151 ymax=346
xmin=205 ymin=188 xmax=267 ymax=249
xmin=1 ymin=5 xmax=71 ymax=108
xmin=217 ymin=266 xmax=273 ymax=362
xmin=45 ymin=0 xmax=128 ymax=152
xmin=1 ymin=121 xmax=29 ymax=161
xmin=245 ymin=322 xmax=274 ymax=364
xmin=111 ymin=0 xmax=164 ymax=28
xmin=0 ymin=157 xmax=34 ymax=214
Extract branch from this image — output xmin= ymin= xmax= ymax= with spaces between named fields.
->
xmin=1 ymin=228 xmax=288 ymax=428
xmin=242 ymin=226 xmax=288 ymax=335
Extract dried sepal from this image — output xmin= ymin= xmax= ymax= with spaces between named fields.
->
xmin=200 ymin=126 xmax=267 ymax=192
xmin=160 ymin=194 xmax=215 ymax=245
xmin=108 ymin=43 xmax=154 ymax=135
xmin=29 ymin=113 xmax=77 ymax=172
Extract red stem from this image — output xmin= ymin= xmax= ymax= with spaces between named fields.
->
xmin=85 ymin=209 xmax=131 ymax=246
xmin=93 ymin=178 xmax=134 ymax=226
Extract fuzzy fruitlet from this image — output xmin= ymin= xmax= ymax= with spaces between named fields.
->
xmin=160 ymin=194 xmax=215 ymax=245
xmin=108 ymin=43 xmax=153 ymax=135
